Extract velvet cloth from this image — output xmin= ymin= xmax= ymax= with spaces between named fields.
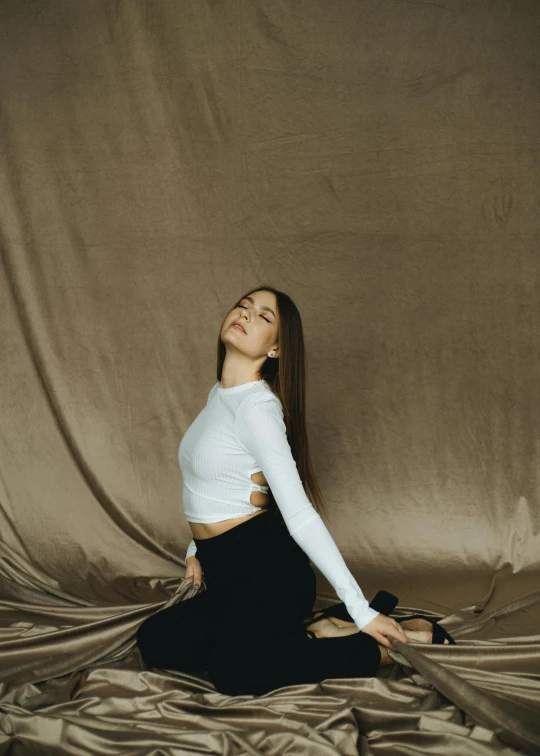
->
xmin=1 ymin=0 xmax=539 ymax=754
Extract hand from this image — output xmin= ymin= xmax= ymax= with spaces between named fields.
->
xmin=185 ymin=556 xmax=203 ymax=591
xmin=361 ymin=613 xmax=408 ymax=650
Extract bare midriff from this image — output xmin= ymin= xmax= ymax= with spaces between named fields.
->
xmin=188 ymin=471 xmax=269 ymax=540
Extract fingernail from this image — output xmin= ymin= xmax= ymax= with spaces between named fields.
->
xmin=194 ymin=584 xmax=199 ymax=590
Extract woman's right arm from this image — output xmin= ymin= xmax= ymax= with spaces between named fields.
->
xmin=185 ymin=539 xmax=202 ymax=589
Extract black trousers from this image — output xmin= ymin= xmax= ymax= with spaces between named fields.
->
xmin=136 ymin=509 xmax=381 ymax=696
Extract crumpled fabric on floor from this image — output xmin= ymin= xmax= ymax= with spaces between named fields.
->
xmin=1 ymin=0 xmax=539 ymax=753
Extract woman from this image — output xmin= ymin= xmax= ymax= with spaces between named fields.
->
xmin=136 ymin=285 xmax=450 ymax=696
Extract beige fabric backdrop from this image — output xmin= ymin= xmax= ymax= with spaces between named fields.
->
xmin=1 ymin=1 xmax=539 ymax=754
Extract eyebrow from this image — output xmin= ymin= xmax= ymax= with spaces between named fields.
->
xmin=243 ymin=296 xmax=277 ymax=319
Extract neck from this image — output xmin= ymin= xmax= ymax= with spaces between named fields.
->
xmin=219 ymin=356 xmax=261 ymax=389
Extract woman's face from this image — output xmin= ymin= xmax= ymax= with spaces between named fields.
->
xmin=221 ymin=290 xmax=279 ymax=359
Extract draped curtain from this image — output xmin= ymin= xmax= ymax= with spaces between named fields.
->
xmin=1 ymin=1 xmax=539 ymax=753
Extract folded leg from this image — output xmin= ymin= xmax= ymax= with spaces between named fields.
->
xmin=207 ymin=621 xmax=381 ymax=696
xmin=136 ymin=589 xmax=217 ymax=673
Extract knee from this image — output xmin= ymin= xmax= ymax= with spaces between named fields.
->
xmin=208 ymin=660 xmax=254 ymax=696
xmin=207 ymin=646 xmax=246 ymax=695
xmin=135 ymin=605 xmax=210 ymax=673
xmin=136 ymin=611 xmax=183 ymax=666
xmin=207 ymin=645 xmax=277 ymax=697
xmin=136 ymin=614 xmax=161 ymax=667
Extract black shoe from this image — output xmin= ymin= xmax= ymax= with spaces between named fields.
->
xmin=303 ymin=589 xmax=399 ymax=634
xmin=395 ymin=614 xmax=456 ymax=645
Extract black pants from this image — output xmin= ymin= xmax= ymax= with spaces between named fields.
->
xmin=136 ymin=509 xmax=381 ymax=696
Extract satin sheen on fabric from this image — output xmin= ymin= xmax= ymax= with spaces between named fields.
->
xmin=1 ymin=0 xmax=540 ymax=754
xmin=136 ymin=510 xmax=381 ymax=695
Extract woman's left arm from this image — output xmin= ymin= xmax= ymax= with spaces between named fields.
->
xmin=235 ymin=392 xmax=380 ymax=632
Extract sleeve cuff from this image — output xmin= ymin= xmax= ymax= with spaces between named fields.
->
xmin=185 ymin=539 xmax=197 ymax=559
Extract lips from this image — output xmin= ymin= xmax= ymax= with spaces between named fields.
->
xmin=231 ymin=322 xmax=246 ymax=334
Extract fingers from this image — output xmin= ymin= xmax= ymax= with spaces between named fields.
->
xmin=376 ymin=633 xmax=396 ymax=651
xmin=377 ymin=616 xmax=407 ymax=644
xmin=394 ymin=628 xmax=408 ymax=644
xmin=382 ymin=627 xmax=407 ymax=646
xmin=190 ymin=565 xmax=202 ymax=590
xmin=185 ymin=566 xmax=202 ymax=590
xmin=387 ymin=620 xmax=408 ymax=644
xmin=185 ymin=557 xmax=203 ymax=590
xmin=366 ymin=617 xmax=408 ymax=650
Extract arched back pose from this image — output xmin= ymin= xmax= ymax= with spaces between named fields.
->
xmin=137 ymin=286 xmax=453 ymax=696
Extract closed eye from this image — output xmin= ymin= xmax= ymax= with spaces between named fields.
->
xmin=238 ymin=304 xmax=271 ymax=323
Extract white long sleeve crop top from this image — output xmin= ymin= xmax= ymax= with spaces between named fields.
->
xmin=178 ymin=379 xmax=379 ymax=630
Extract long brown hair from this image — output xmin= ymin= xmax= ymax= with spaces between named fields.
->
xmin=217 ymin=285 xmax=328 ymax=521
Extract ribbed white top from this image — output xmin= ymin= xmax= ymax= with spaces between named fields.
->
xmin=178 ymin=379 xmax=379 ymax=630
xmin=178 ymin=380 xmax=271 ymax=523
